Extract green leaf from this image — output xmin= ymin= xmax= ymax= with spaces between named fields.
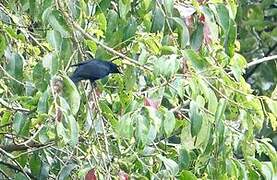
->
xmin=179 ymin=148 xmax=190 ymax=170
xmin=58 ymin=163 xmax=77 ymax=180
xmin=96 ymin=13 xmax=107 ymax=32
xmin=195 ymin=115 xmax=211 ymax=149
xmin=15 ymin=173 xmax=28 ymax=180
xmin=0 ymin=111 xmax=11 ymax=129
xmin=189 ymin=101 xmax=203 ymax=137
xmin=68 ymin=115 xmax=79 ymax=147
xmin=37 ymin=89 xmax=49 ymax=113
xmin=57 ymin=121 xmax=69 ymax=144
xmin=42 ymin=52 xmax=59 ymax=75
xmin=225 ymin=19 xmax=237 ymax=57
xmin=160 ymin=45 xmax=178 ymax=55
xmin=183 ymin=49 xmax=208 ymax=72
xmin=135 ymin=114 xmax=149 ymax=146
xmin=146 ymin=107 xmax=162 ymax=131
xmin=117 ymin=113 xmax=133 ymax=140
xmin=215 ymin=4 xmax=230 ymax=35
xmin=158 ymin=155 xmax=179 ymax=175
xmin=191 ymin=23 xmax=204 ymax=50
xmin=95 ymin=0 xmax=112 ymax=14
xmin=215 ymin=98 xmax=227 ymax=124
xmin=33 ymin=62 xmax=49 ymax=92
xmin=60 ymin=38 xmax=73 ymax=68
xmin=0 ymin=34 xmax=6 ymax=57
xmin=62 ymin=75 xmax=81 ymax=115
xmin=124 ymin=67 xmax=137 ymax=91
xmin=153 ymin=55 xmax=180 ymax=77
xmin=42 ymin=7 xmax=52 ymax=25
xmin=230 ymin=53 xmax=247 ymax=81
xmin=30 ymin=153 xmax=41 ymax=177
xmin=85 ymin=40 xmax=97 ymax=54
xmin=48 ymin=10 xmax=71 ymax=38
xmin=39 ymin=126 xmax=49 ymax=144
xmin=163 ymin=109 xmax=176 ymax=137
xmin=261 ymin=162 xmax=274 ymax=180
xmin=163 ymin=0 xmax=174 ymax=17
xmin=47 ymin=30 xmax=62 ymax=50
xmin=119 ymin=0 xmax=131 ymax=20
xmin=29 ymin=0 xmax=37 ymax=18
xmin=6 ymin=53 xmax=24 ymax=94
xmin=172 ymin=17 xmax=190 ymax=48
xmin=13 ymin=112 xmax=30 ymax=136
xmin=99 ymin=101 xmax=117 ymax=129
xmin=144 ymin=37 xmax=160 ymax=54
xmin=266 ymin=98 xmax=277 ymax=116
xmin=123 ymin=17 xmax=137 ymax=41
xmin=180 ymin=170 xmax=197 ymax=180
xmin=151 ymin=6 xmax=164 ymax=32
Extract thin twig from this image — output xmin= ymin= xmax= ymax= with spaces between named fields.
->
xmin=0 ymin=161 xmax=35 ymax=179
xmin=66 ymin=15 xmax=152 ymax=71
xmin=20 ymin=125 xmax=45 ymax=146
xmin=247 ymin=55 xmax=277 ymax=68
xmin=0 ymin=65 xmax=25 ymax=86
xmin=0 ymin=142 xmax=50 ymax=152
xmin=0 ymin=168 xmax=11 ymax=180
xmin=15 ymin=143 xmax=54 ymax=158
xmin=0 ymin=98 xmax=30 ymax=112
xmin=0 ymin=123 xmax=11 ymax=129
xmin=0 ymin=148 xmax=33 ymax=180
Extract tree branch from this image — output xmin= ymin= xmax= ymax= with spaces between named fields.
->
xmin=0 ymin=98 xmax=31 ymax=113
xmin=0 ymin=161 xmax=36 ymax=179
xmin=245 ymin=43 xmax=277 ymax=79
xmin=247 ymin=55 xmax=277 ymax=68
xmin=62 ymin=11 xmax=153 ymax=72
xmin=0 ymin=142 xmax=49 ymax=152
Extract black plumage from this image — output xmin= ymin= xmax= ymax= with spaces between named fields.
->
xmin=70 ymin=59 xmax=121 ymax=84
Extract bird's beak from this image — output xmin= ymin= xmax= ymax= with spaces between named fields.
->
xmin=118 ymin=68 xmax=123 ymax=75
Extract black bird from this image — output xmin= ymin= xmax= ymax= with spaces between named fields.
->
xmin=70 ymin=59 xmax=121 ymax=84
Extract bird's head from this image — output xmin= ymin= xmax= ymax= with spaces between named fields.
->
xmin=109 ymin=62 xmax=122 ymax=74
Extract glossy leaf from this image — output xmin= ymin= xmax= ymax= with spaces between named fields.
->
xmin=6 ymin=53 xmax=24 ymax=94
xmin=189 ymin=101 xmax=203 ymax=137
xmin=172 ymin=17 xmax=190 ymax=48
xmin=68 ymin=115 xmax=79 ymax=147
xmin=151 ymin=6 xmax=164 ymax=32
xmin=180 ymin=170 xmax=197 ymax=180
xmin=179 ymin=148 xmax=190 ymax=170
xmin=62 ymin=75 xmax=81 ymax=115
xmin=163 ymin=109 xmax=176 ymax=137
xmin=58 ymin=163 xmax=77 ymax=180
xmin=48 ymin=10 xmax=71 ymax=38
xmin=42 ymin=52 xmax=59 ymax=75
xmin=0 ymin=34 xmax=6 ymax=57
xmin=158 ymin=155 xmax=179 ymax=175
xmin=13 ymin=112 xmax=30 ymax=136
xmin=183 ymin=49 xmax=208 ymax=72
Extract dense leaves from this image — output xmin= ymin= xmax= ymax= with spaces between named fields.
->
xmin=0 ymin=0 xmax=276 ymax=179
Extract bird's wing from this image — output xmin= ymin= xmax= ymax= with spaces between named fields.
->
xmin=72 ymin=60 xmax=111 ymax=81
xmin=71 ymin=59 xmax=93 ymax=67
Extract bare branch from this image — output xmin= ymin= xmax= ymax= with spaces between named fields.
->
xmin=247 ymin=55 xmax=277 ymax=68
xmin=62 ymin=11 xmax=153 ymax=72
xmin=0 ymin=98 xmax=31 ymax=113
xmin=0 ymin=161 xmax=36 ymax=180
xmin=0 ymin=142 xmax=50 ymax=152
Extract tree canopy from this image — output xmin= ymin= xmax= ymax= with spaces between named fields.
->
xmin=0 ymin=0 xmax=276 ymax=179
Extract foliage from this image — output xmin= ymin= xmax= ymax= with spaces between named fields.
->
xmin=237 ymin=0 xmax=277 ymax=95
xmin=0 ymin=0 xmax=276 ymax=179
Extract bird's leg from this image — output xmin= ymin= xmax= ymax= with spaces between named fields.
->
xmin=90 ymin=81 xmax=101 ymax=114
xmin=90 ymin=80 xmax=97 ymax=89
